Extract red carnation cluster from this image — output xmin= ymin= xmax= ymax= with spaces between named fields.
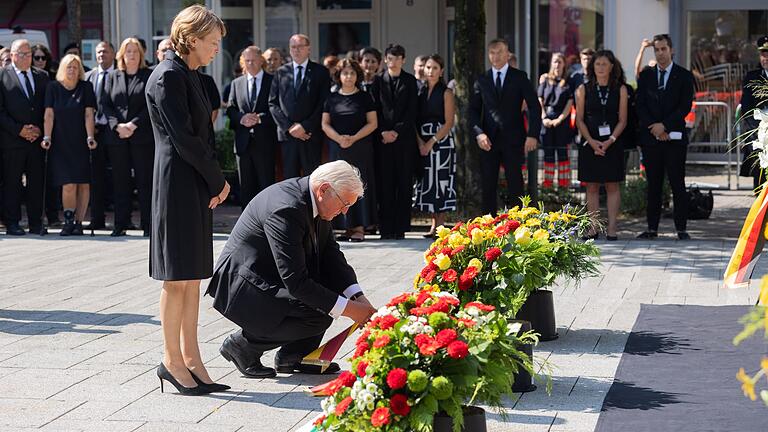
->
xmin=356 ymin=328 xmax=371 ymax=346
xmin=356 ymin=360 xmax=368 ymax=377
xmin=386 ymin=292 xmax=411 ymax=307
xmin=457 ymin=266 xmax=479 ymax=291
xmin=409 ymin=296 xmax=455 ymax=316
xmin=440 ymin=246 xmax=453 ymax=255
xmin=450 ymin=245 xmax=465 ymax=256
xmin=335 ymin=396 xmax=353 ymax=416
xmin=442 ymin=269 xmax=458 ymax=282
xmin=325 ymin=371 xmax=356 ymax=395
xmin=389 ymin=393 xmax=410 ymax=416
xmin=386 ymin=368 xmax=407 ymax=389
xmin=465 ymin=301 xmax=495 ymax=312
xmin=494 ymin=219 xmax=520 ymax=237
xmin=458 ymin=318 xmax=477 ymax=328
xmin=373 ymin=334 xmax=391 ymax=348
xmin=451 ymin=222 xmax=463 ymax=231
xmin=415 ymin=290 xmax=432 ymax=306
xmin=414 ymin=333 xmax=439 ymax=356
xmin=447 ymin=340 xmax=469 ymax=359
xmin=372 ymin=314 xmax=399 ymax=330
xmin=420 ymin=262 xmax=438 ymax=283
xmin=353 ymin=341 xmax=369 ymax=358
xmin=485 ymin=247 xmax=502 ymax=262
xmin=371 ymin=406 xmax=391 ymax=427
xmin=435 ymin=328 xmax=458 ymax=346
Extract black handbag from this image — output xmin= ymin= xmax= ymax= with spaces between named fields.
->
xmin=687 ymin=187 xmax=713 ymax=220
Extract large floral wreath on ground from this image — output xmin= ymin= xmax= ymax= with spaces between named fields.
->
xmin=312 ymin=289 xmax=537 ymax=432
xmin=415 ymin=201 xmax=600 ymax=314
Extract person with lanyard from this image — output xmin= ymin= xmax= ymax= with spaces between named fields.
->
xmin=739 ymin=35 xmax=768 ymax=190
xmin=575 ymin=49 xmax=628 ymax=241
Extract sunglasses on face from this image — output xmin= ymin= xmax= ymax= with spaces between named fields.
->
xmin=33 ymin=56 xmax=46 ymax=61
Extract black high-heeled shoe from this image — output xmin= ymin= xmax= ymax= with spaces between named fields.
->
xmin=157 ymin=363 xmax=211 ymax=396
xmin=188 ymin=368 xmax=231 ymax=392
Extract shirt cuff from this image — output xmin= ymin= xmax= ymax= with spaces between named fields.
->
xmin=329 ymin=296 xmax=348 ymax=319
xmin=343 ymin=284 xmax=363 ymax=299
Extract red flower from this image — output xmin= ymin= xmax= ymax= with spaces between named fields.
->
xmin=356 ymin=360 xmax=368 ymax=377
xmin=409 ymin=306 xmax=430 ymax=316
xmin=450 ymin=245 xmax=465 ymax=256
xmin=465 ymin=301 xmax=495 ymax=312
xmin=451 ymin=222 xmax=463 ymax=232
xmin=458 ymin=318 xmax=477 ymax=328
xmin=442 ymin=269 xmax=457 ymax=282
xmin=313 ymin=414 xmax=326 ymax=426
xmin=325 ymin=379 xmax=343 ymax=395
xmin=440 ymin=246 xmax=453 ymax=255
xmin=386 ymin=368 xmax=408 ymax=389
xmin=414 ymin=334 xmax=439 ymax=356
xmin=458 ymin=274 xmax=473 ymax=291
xmin=429 ymin=299 xmax=451 ymax=313
xmin=415 ymin=290 xmax=433 ymax=306
xmin=377 ymin=315 xmax=399 ymax=330
xmin=447 ymin=340 xmax=469 ymax=359
xmin=373 ymin=334 xmax=391 ymax=348
xmin=335 ymin=396 xmax=353 ymax=416
xmin=442 ymin=295 xmax=460 ymax=306
xmin=338 ymin=371 xmax=356 ymax=387
xmin=424 ymin=270 xmax=438 ymax=283
xmin=353 ymin=341 xmax=369 ymax=358
xmin=420 ymin=262 xmax=438 ymax=279
xmin=485 ymin=247 xmax=502 ymax=262
xmin=355 ymin=328 xmax=371 ymax=345
xmin=387 ymin=292 xmax=411 ymax=306
xmin=414 ymin=333 xmax=432 ymax=347
xmin=462 ymin=266 xmax=479 ymax=280
xmin=498 ymin=213 xmax=509 ymax=220
xmin=436 ymin=328 xmax=458 ymax=347
xmin=494 ymin=220 xmax=520 ymax=237
xmin=390 ymin=393 xmax=410 ymax=416
xmin=371 ymin=407 xmax=391 ymax=427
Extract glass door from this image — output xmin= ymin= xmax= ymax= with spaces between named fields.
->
xmin=310 ymin=0 xmax=377 ymax=59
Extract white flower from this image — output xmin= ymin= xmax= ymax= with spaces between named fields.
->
xmin=402 ymin=337 xmax=411 ymax=345
xmin=365 ymin=383 xmax=378 ymax=393
xmin=423 ymin=325 xmax=434 ymax=334
xmin=759 ymin=149 xmax=768 ymax=169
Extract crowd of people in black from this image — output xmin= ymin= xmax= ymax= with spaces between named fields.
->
xmin=5 ymin=29 xmax=768 ymax=241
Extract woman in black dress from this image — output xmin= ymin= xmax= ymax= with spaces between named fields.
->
xmin=102 ymin=37 xmax=153 ymax=237
xmin=41 ymin=54 xmax=97 ymax=236
xmin=538 ymin=52 xmax=573 ymax=188
xmin=145 ymin=5 xmax=230 ymax=395
xmin=321 ymin=58 xmax=378 ymax=242
xmin=31 ymin=44 xmax=56 ymax=79
xmin=414 ymin=54 xmax=456 ymax=237
xmin=575 ymin=50 xmax=628 ymax=240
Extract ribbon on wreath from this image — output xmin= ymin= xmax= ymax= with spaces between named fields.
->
xmin=725 ymin=185 xmax=768 ymax=288
xmin=301 ymin=323 xmax=359 ymax=375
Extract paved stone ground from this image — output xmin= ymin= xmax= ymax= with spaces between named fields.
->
xmin=0 ymin=188 xmax=764 ymax=432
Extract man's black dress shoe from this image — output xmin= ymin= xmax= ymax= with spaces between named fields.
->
xmin=275 ymin=361 xmax=341 ymax=375
xmin=85 ymin=219 xmax=106 ymax=230
xmin=110 ymin=227 xmax=127 ymax=237
xmin=636 ymin=231 xmax=658 ymax=239
xmin=6 ymin=224 xmax=25 ymax=236
xmin=219 ymin=335 xmax=276 ymax=378
xmin=28 ymin=225 xmax=47 ymax=235
xmin=677 ymin=231 xmax=691 ymax=240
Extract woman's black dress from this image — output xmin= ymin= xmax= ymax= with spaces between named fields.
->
xmin=323 ymin=90 xmax=378 ymax=228
xmin=44 ymin=80 xmax=96 ymax=187
xmin=413 ymin=82 xmax=457 ymax=213
xmin=538 ymin=79 xmax=573 ymax=160
xmin=578 ymin=83 xmax=625 ymax=183
xmin=146 ymin=52 xmax=225 ymax=281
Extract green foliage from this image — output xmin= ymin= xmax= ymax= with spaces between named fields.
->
xmin=621 ymin=176 xmax=672 ymax=216
xmin=215 ymin=128 xmax=236 ymax=173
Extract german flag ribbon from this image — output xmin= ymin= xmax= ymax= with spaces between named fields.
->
xmin=725 ymin=185 xmax=768 ymax=288
xmin=301 ymin=323 xmax=359 ymax=375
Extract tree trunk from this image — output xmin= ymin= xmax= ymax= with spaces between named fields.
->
xmin=65 ymin=0 xmax=82 ymax=49
xmin=453 ymin=0 xmax=486 ymax=218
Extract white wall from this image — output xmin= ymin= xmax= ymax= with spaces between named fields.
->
xmin=109 ymin=0 xmax=152 ymax=59
xmin=382 ymin=0 xmax=439 ymax=74
xmin=613 ymin=0 xmax=669 ymax=83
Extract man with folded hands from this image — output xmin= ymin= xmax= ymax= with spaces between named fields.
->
xmin=206 ymin=160 xmax=377 ymax=377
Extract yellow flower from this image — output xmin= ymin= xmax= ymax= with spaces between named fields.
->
xmin=468 ymin=258 xmax=483 ymax=272
xmin=533 ymin=229 xmax=549 ymax=242
xmin=471 ymin=229 xmax=485 ymax=245
xmin=760 ymin=276 xmax=768 ymax=305
xmin=737 ymin=368 xmax=757 ymax=401
xmin=481 ymin=215 xmax=494 ymax=224
xmin=413 ymin=274 xmax=420 ymax=288
xmin=436 ymin=225 xmax=451 ymax=239
xmin=448 ymin=232 xmax=464 ymax=247
xmin=561 ymin=213 xmax=576 ymax=222
xmin=547 ymin=212 xmax=561 ymax=223
xmin=514 ymin=226 xmax=532 ymax=245
xmin=525 ymin=218 xmax=541 ymax=227
xmin=761 ymin=357 xmax=768 ymax=372
xmin=434 ymin=254 xmax=451 ymax=271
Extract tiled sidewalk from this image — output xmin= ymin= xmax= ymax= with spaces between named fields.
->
xmin=0 ymin=189 xmax=762 ymax=431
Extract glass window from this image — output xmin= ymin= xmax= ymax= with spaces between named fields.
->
xmin=266 ymin=0 xmax=301 ymax=54
xmin=317 ymin=0 xmax=372 ymax=10
xmin=537 ymin=0 xmax=604 ymax=81
xmin=318 ymin=22 xmax=370 ymax=57
xmin=153 ymin=0 xmax=187 ymax=40
xmin=221 ymin=19 xmax=254 ymax=89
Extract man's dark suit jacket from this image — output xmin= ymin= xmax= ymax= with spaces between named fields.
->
xmin=101 ymin=68 xmax=153 ymax=144
xmin=0 ymin=65 xmax=48 ymax=149
xmin=226 ymin=72 xmax=277 ymax=156
xmin=740 ymin=69 xmax=768 ymax=132
xmin=635 ymin=63 xmax=695 ymax=146
xmin=370 ymin=70 xmax=418 ymax=139
xmin=205 ymin=176 xmax=357 ymax=334
xmin=469 ymin=67 xmax=541 ymax=146
xmin=268 ymin=61 xmax=330 ymax=142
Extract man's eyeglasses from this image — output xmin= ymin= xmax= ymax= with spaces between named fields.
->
xmin=328 ymin=187 xmax=354 ymax=209
xmin=13 ymin=51 xmax=32 ymax=59
xmin=33 ymin=56 xmax=46 ymax=61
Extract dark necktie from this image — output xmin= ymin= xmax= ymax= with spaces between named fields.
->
xmin=658 ymin=68 xmax=666 ymax=91
xmin=21 ymin=70 xmax=34 ymax=99
xmin=249 ymin=76 xmax=258 ymax=108
xmin=495 ymin=71 xmax=502 ymax=94
xmin=96 ymin=71 xmax=107 ymax=104
xmin=295 ymin=65 xmax=303 ymax=90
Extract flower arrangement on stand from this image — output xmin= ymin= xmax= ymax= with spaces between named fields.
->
xmin=311 ymin=289 xmax=537 ymax=432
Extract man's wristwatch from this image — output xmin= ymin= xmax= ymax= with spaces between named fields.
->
xmin=349 ymin=292 xmax=364 ymax=301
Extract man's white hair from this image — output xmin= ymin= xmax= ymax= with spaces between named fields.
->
xmin=10 ymin=39 xmax=29 ymax=52
xmin=310 ymin=160 xmax=365 ymax=198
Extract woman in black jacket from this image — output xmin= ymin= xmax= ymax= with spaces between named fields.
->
xmin=145 ymin=5 xmax=230 ymax=395
xmin=102 ymin=37 xmax=153 ymax=236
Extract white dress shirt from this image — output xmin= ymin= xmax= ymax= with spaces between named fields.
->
xmin=292 ymin=59 xmax=309 ymax=88
xmin=12 ymin=63 xmax=35 ymax=98
xmin=491 ymin=63 xmax=509 ymax=86
xmin=657 ymin=62 xmax=673 ymax=89
xmin=247 ymin=70 xmax=264 ymax=104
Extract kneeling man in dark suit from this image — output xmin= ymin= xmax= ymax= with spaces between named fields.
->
xmin=206 ymin=160 xmax=377 ymax=377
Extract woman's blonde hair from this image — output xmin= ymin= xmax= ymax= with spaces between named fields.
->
xmin=547 ymin=52 xmax=567 ymax=87
xmin=170 ymin=5 xmax=226 ymax=56
xmin=116 ymin=37 xmax=147 ymax=71
xmin=56 ymin=54 xmax=85 ymax=83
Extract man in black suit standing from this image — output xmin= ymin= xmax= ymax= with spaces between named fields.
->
xmin=227 ymin=46 xmax=277 ymax=208
xmin=739 ymin=36 xmax=768 ymax=189
xmin=269 ymin=34 xmax=330 ymax=179
xmin=207 ymin=160 xmax=377 ymax=377
xmin=370 ymin=44 xmax=418 ymax=240
xmin=84 ymin=40 xmax=116 ymax=230
xmin=636 ymin=34 xmax=694 ymax=240
xmin=470 ymin=38 xmax=541 ymax=214
xmin=0 ymin=39 xmax=49 ymax=235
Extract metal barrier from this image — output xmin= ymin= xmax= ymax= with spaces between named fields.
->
xmin=685 ymin=100 xmax=735 ymax=189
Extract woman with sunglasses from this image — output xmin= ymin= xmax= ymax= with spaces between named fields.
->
xmin=31 ymin=44 xmax=55 ymax=79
